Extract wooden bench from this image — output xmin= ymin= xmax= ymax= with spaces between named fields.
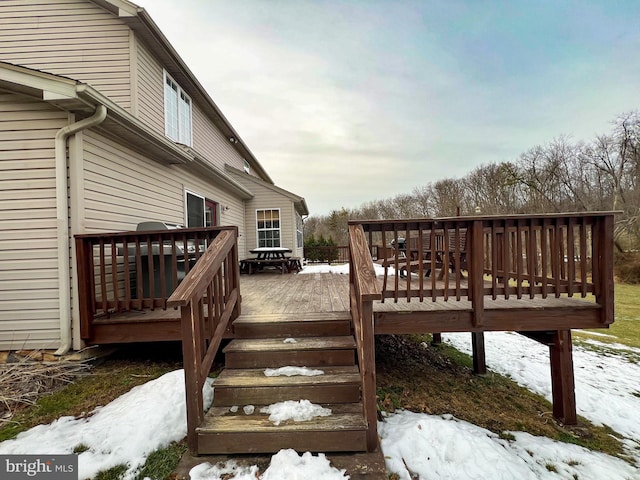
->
xmin=288 ymin=257 xmax=302 ymax=272
xmin=240 ymin=258 xmax=289 ymax=274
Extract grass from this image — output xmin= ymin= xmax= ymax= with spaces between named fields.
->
xmin=573 ymin=283 xmax=640 ymax=349
xmin=376 ymin=334 xmax=627 ymax=460
xmin=0 ymin=344 xmax=183 ymax=443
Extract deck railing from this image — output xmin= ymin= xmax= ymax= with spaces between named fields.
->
xmin=353 ymin=212 xmax=615 ymax=325
xmin=75 ymin=226 xmax=237 ymax=339
xmin=348 ymin=224 xmax=382 ymax=451
xmin=167 ymin=228 xmax=241 ymax=452
xmin=303 ymin=245 xmax=351 ymax=264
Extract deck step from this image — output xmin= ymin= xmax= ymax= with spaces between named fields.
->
xmin=197 ymin=403 xmax=367 ymax=454
xmin=223 ymin=336 xmax=356 ymax=368
xmin=233 ymin=312 xmax=351 ymax=338
xmin=213 ymin=366 xmax=361 ymax=406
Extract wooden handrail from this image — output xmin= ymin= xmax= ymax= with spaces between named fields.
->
xmin=167 ymin=228 xmax=240 ymax=453
xmin=348 ymin=224 xmax=381 ymax=451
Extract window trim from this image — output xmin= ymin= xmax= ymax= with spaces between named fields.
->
xmin=256 ymin=208 xmax=281 ymax=248
xmin=164 ymin=70 xmax=193 ymax=146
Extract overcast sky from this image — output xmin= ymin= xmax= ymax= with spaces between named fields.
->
xmin=134 ymin=0 xmax=640 ymax=216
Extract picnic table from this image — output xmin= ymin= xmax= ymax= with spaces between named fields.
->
xmin=241 ymin=247 xmax=293 ymax=274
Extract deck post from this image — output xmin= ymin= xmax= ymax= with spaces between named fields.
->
xmin=471 ymin=331 xmax=487 ymax=374
xmin=431 ymin=333 xmax=442 ymax=345
xmin=362 ymin=300 xmax=378 ymax=452
xmin=470 ymin=220 xmax=485 ymax=327
xmin=549 ymin=329 xmax=577 ymax=425
xmin=181 ymin=302 xmax=204 ymax=453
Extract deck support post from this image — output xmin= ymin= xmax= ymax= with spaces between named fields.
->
xmin=549 ymin=329 xmax=577 ymax=425
xmin=471 ymin=331 xmax=487 ymax=375
xmin=431 ymin=333 xmax=442 ymax=345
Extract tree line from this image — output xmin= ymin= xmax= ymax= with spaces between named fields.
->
xmin=305 ymin=111 xmax=639 ymax=252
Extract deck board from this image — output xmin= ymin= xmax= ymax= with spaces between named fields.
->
xmin=88 ymin=271 xmax=605 ymax=343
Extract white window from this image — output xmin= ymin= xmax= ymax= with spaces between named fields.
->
xmin=243 ymin=159 xmax=251 ymax=174
xmin=164 ymin=71 xmax=192 ymax=146
xmin=256 ymin=209 xmax=281 ymax=247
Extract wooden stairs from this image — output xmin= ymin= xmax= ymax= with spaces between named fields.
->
xmin=196 ymin=312 xmax=370 ymax=454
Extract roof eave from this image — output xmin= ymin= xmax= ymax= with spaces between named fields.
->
xmin=105 ymin=2 xmax=274 ymax=184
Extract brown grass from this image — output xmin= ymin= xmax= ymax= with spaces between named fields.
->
xmin=375 ymin=334 xmax=624 ymax=458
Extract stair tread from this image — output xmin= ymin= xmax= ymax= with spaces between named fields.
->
xmin=223 ymin=336 xmax=356 ymax=353
xmin=200 ymin=403 xmax=366 ymax=433
xmin=233 ymin=312 xmax=351 ymax=324
xmin=215 ymin=366 xmax=360 ymax=387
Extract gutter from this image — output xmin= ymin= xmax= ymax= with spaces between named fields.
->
xmin=54 ymin=105 xmax=107 ymax=355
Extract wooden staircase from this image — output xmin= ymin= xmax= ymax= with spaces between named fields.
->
xmin=195 ymin=312 xmax=369 ymax=454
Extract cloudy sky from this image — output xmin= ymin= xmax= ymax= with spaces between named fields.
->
xmin=134 ymin=0 xmax=640 ymax=216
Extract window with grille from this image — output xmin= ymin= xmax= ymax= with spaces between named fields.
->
xmin=256 ymin=209 xmax=281 ymax=247
xmin=164 ymin=71 xmax=192 ymax=146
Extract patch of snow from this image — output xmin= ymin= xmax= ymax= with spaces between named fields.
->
xmin=262 ymin=449 xmax=349 ymax=479
xmin=576 ymin=329 xmax=615 ymax=338
xmin=299 ymin=263 xmax=391 ymax=276
xmin=283 ymin=337 xmax=297 ymax=343
xmin=260 ymin=400 xmax=331 ymax=426
xmin=0 ymin=370 xmax=213 ymax=480
xmin=190 ymin=459 xmax=259 ymax=480
xmin=444 ymin=331 xmax=640 ymax=461
xmin=242 ymin=405 xmax=255 ymax=415
xmin=190 ymin=450 xmax=349 ymax=480
xmin=264 ymin=366 xmax=324 ymax=377
xmin=379 ymin=411 xmax=637 ymax=480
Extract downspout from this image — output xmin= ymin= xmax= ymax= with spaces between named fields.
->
xmin=54 ymin=105 xmax=107 ymax=355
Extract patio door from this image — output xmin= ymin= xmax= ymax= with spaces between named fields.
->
xmin=186 ymin=190 xmax=219 ymax=227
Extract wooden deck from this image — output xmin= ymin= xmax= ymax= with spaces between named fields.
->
xmin=88 ymin=271 xmax=605 ymax=344
xmin=240 ymin=272 xmax=603 ymax=333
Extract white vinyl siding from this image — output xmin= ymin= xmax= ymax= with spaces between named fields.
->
xmin=81 ymin=131 xmax=245 ymax=235
xmin=228 ymin=169 xmax=303 ymax=258
xmin=191 ymin=103 xmax=247 ymax=171
xmin=0 ymin=0 xmax=133 ymax=109
xmin=135 ymin=40 xmax=165 ymax=134
xmin=0 ymin=91 xmax=68 ymax=350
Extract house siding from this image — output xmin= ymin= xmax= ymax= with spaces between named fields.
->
xmin=134 ymin=39 xmax=165 ymax=136
xmin=242 ymin=186 xmax=295 ymax=258
xmin=0 ymin=91 xmax=68 ymax=350
xmin=0 ymin=0 xmax=132 ymax=109
xmin=191 ymin=103 xmax=247 ymax=172
xmin=81 ymin=130 xmax=246 ymax=240
xmin=134 ymin=39 xmax=248 ymax=173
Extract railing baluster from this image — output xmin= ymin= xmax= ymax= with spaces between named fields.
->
xmin=541 ymin=220 xmax=548 ymax=299
xmin=580 ymin=218 xmax=588 ymax=297
xmin=567 ymin=218 xmax=576 ymax=297
xmin=98 ymin=239 xmax=108 ymax=314
xmin=110 ymin=238 xmax=119 ymax=311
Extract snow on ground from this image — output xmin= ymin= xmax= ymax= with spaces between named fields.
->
xmin=299 ymin=263 xmax=392 ymax=276
xmin=0 ymin=370 xmax=214 ymax=480
xmin=190 ymin=450 xmax=348 ymax=480
xmin=260 ymin=400 xmax=331 ymax=426
xmin=444 ymin=331 xmax=640 ymax=446
xmin=379 ymin=411 xmax=637 ymax=480
xmin=264 ymin=366 xmax=324 ymax=377
xmin=1 ymin=267 xmax=639 ymax=478
xmin=0 ymin=362 xmax=637 ymax=479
